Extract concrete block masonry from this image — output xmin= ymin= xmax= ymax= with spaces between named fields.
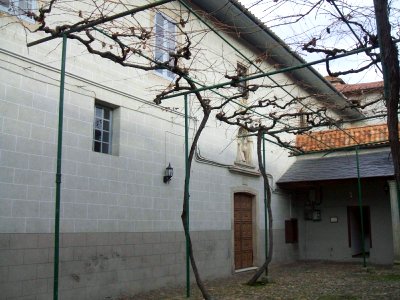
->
xmin=0 ymin=231 xmax=232 ymax=299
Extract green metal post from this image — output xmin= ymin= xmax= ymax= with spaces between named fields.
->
xmin=53 ymin=34 xmax=67 ymax=300
xmin=262 ymin=133 xmax=268 ymax=274
xmin=355 ymin=147 xmax=367 ymax=267
xmin=184 ymin=94 xmax=190 ymax=297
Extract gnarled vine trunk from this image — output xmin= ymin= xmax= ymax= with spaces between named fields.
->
xmin=248 ymin=130 xmax=273 ymax=285
xmin=181 ymin=108 xmax=212 ymax=300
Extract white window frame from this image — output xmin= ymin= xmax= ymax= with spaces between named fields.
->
xmin=93 ymin=104 xmax=113 ymax=155
xmin=154 ymin=12 xmax=176 ymax=80
xmin=0 ymin=0 xmax=36 ymax=23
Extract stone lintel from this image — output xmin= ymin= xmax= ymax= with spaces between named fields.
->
xmin=229 ymin=163 xmax=260 ymax=177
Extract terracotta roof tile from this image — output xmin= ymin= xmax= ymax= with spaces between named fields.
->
xmin=334 ymin=81 xmax=384 ymax=94
xmin=296 ymin=123 xmax=399 ymax=152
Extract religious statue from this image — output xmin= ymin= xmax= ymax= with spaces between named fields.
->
xmin=235 ymin=127 xmax=253 ymax=165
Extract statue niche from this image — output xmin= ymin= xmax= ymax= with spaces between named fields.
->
xmin=235 ymin=127 xmax=254 ymax=166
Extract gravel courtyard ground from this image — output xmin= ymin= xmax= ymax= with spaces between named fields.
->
xmin=124 ymin=261 xmax=400 ymax=299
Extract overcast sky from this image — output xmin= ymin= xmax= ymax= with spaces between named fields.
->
xmin=241 ymin=0 xmax=392 ymax=84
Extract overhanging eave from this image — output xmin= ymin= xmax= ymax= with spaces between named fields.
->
xmin=185 ymin=0 xmax=363 ymax=120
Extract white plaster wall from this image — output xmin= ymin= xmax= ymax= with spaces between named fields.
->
xmin=0 ymin=53 xmax=295 ymax=245
xmin=0 ymin=2 xmax=312 ymax=254
xmin=347 ymin=90 xmax=386 ymax=127
xmin=294 ymin=178 xmax=393 ymax=265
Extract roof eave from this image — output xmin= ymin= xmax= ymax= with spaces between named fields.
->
xmin=185 ymin=0 xmax=363 ymax=120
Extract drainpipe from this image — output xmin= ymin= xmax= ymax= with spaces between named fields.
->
xmin=355 ymin=147 xmax=367 ymax=267
xmin=53 ymin=33 xmax=67 ymax=300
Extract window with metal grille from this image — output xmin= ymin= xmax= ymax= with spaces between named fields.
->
xmin=93 ymin=104 xmax=113 ymax=154
xmin=154 ymin=12 xmax=176 ymax=80
xmin=0 ymin=0 xmax=36 ymax=22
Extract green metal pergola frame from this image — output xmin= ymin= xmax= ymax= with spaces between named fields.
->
xmin=27 ymin=1 xmax=175 ymax=299
xmin=25 ymin=0 xmax=400 ymax=298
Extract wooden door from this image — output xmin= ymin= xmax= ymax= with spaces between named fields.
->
xmin=234 ymin=193 xmax=253 ymax=269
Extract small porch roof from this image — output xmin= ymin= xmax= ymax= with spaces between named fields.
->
xmin=277 ymin=150 xmax=394 ymax=188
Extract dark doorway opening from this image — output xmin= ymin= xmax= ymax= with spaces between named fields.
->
xmin=347 ymin=206 xmax=372 ymax=257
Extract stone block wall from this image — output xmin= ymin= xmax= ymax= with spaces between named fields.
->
xmin=0 ymin=16 xmax=298 ymax=299
xmin=0 ymin=231 xmax=231 ymax=300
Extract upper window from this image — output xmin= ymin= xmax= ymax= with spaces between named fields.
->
xmin=0 ymin=0 xmax=36 ymax=22
xmin=154 ymin=12 xmax=176 ymax=80
xmin=298 ymin=109 xmax=307 ymax=128
xmin=237 ymin=63 xmax=249 ymax=99
xmin=93 ymin=104 xmax=113 ymax=154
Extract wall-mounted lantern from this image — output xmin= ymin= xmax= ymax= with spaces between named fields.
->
xmin=163 ymin=163 xmax=173 ymax=183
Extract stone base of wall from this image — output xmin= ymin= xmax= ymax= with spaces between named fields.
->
xmin=0 ymin=231 xmax=232 ymax=300
xmin=0 ymin=229 xmax=299 ymax=299
xmin=270 ymin=229 xmax=300 ymax=264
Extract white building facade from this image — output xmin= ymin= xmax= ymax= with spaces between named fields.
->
xmin=0 ymin=0 xmax=388 ymax=299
